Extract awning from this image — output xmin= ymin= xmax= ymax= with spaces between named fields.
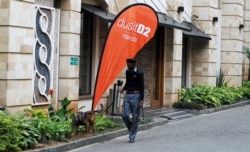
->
xmin=182 ymin=21 xmax=211 ymax=40
xmin=81 ymin=5 xmax=210 ymax=39
xmin=81 ymin=4 xmax=115 ymax=22
xmin=157 ymin=12 xmax=191 ymax=31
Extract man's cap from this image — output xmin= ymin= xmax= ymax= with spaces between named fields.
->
xmin=126 ymin=58 xmax=136 ymax=63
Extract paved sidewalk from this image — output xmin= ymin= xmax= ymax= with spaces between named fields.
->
xmin=68 ymin=104 xmax=250 ymax=152
xmin=26 ymin=117 xmax=168 ymax=152
xmin=26 ymin=100 xmax=250 ymax=152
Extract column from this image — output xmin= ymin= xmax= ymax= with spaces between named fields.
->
xmin=191 ymin=0 xmax=218 ymax=86
xmin=59 ymin=0 xmax=81 ymax=101
xmin=0 ymin=0 xmax=35 ymax=113
xmin=221 ymin=0 xmax=243 ymax=86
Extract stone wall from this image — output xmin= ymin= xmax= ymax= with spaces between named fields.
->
xmin=221 ymin=0 xmax=243 ymax=86
xmin=0 ymin=0 xmax=61 ymax=113
xmin=191 ymin=0 xmax=218 ymax=86
xmin=0 ymin=0 xmax=34 ymax=113
xmin=136 ymin=41 xmax=153 ymax=107
xmin=35 ymin=0 xmax=53 ymax=7
xmin=2 ymin=0 xmax=250 ymax=113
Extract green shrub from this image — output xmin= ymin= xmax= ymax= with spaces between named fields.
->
xmin=240 ymin=87 xmax=250 ymax=98
xmin=24 ymin=108 xmax=48 ymax=119
xmin=55 ymin=97 xmax=75 ymax=120
xmin=241 ymin=81 xmax=250 ymax=98
xmin=216 ymin=68 xmax=231 ymax=87
xmin=0 ymin=111 xmax=22 ymax=151
xmin=219 ymin=87 xmax=243 ymax=105
xmin=0 ymin=111 xmax=38 ymax=151
xmin=95 ymin=114 xmax=115 ymax=132
xmin=19 ymin=119 xmax=39 ymax=149
xmin=173 ymin=101 xmax=207 ymax=110
xmin=0 ymin=96 xmax=152 ymax=151
xmin=12 ymin=112 xmax=40 ymax=149
xmin=27 ymin=110 xmax=72 ymax=143
xmin=242 ymin=81 xmax=250 ymax=87
xmin=178 ymin=85 xmax=244 ymax=109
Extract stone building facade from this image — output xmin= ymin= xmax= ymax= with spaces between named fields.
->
xmin=0 ymin=0 xmax=250 ymax=113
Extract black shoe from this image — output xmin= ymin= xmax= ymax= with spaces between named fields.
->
xmin=129 ymin=140 xmax=134 ymax=143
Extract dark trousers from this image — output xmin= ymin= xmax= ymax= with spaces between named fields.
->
xmin=122 ymin=93 xmax=140 ymax=141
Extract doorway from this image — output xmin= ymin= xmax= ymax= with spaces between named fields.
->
xmin=182 ymin=36 xmax=190 ymax=88
xmin=150 ymin=27 xmax=164 ymax=107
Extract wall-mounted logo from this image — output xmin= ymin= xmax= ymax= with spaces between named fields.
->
xmin=117 ymin=18 xmax=152 ymax=43
xmin=117 ymin=18 xmax=151 ymax=37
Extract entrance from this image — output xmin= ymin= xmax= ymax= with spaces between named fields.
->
xmin=150 ymin=27 xmax=164 ymax=107
xmin=182 ymin=36 xmax=190 ymax=88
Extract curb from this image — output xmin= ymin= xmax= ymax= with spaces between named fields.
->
xmin=27 ymin=118 xmax=168 ymax=152
xmin=186 ymin=100 xmax=250 ymax=115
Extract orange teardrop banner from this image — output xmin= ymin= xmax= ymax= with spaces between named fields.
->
xmin=92 ymin=4 xmax=158 ymax=110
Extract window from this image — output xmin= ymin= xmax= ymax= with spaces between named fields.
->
xmin=79 ymin=11 xmax=93 ymax=95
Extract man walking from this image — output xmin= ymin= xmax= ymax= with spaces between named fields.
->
xmin=121 ymin=58 xmax=144 ymax=143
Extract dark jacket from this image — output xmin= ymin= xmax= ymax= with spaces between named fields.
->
xmin=123 ymin=67 xmax=144 ymax=101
